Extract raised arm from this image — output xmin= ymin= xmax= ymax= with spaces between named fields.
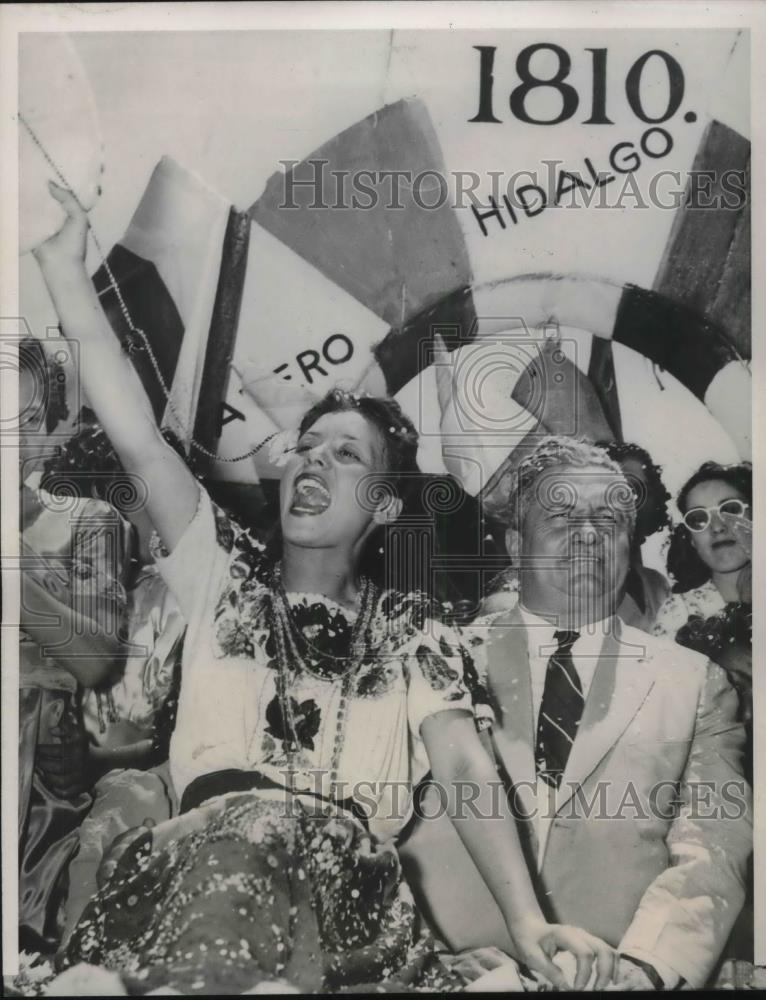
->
xmin=33 ymin=183 xmax=199 ymax=553
xmin=422 ymin=710 xmax=616 ymax=991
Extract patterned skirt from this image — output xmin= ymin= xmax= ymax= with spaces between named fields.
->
xmin=64 ymin=791 xmax=423 ymax=994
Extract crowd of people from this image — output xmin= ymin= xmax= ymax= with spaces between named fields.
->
xmin=12 ymin=183 xmax=754 ymax=993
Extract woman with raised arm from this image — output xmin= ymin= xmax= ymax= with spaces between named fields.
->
xmin=35 ymin=183 xmax=616 ymax=994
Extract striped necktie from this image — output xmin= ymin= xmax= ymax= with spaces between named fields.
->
xmin=535 ymin=629 xmax=583 ymax=789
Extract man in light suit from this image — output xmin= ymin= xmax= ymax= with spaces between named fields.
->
xmin=399 ymin=437 xmax=751 ymax=989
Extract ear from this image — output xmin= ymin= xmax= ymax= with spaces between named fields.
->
xmin=505 ymin=526 xmax=521 ymax=563
xmin=373 ymin=495 xmax=403 ymax=525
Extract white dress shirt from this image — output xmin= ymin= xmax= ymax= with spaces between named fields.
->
xmin=518 ymin=605 xmax=608 ymax=729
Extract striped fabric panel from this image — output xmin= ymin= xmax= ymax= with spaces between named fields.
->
xmin=92 ymin=245 xmax=185 ymax=425
xmin=652 ymin=119 xmax=750 ymax=361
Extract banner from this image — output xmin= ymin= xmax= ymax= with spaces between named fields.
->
xmin=71 ymin=29 xmax=750 ymax=502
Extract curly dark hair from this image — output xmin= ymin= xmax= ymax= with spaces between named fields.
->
xmin=667 ymin=461 xmax=752 ymax=592
xmin=503 ymin=436 xmax=634 ymax=533
xmin=18 ymin=337 xmax=69 ymax=434
xmin=264 ymin=390 xmax=421 ymax=587
xmin=41 ymin=408 xmax=190 ymax=514
xmin=598 ymin=441 xmax=672 ymax=547
xmin=298 ymin=389 xmax=420 ymax=481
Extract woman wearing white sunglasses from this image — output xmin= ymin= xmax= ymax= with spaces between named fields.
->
xmin=653 ymin=464 xmax=754 ymax=967
xmin=654 ymin=461 xmax=752 ymax=640
xmin=653 ymin=461 xmax=752 ymax=744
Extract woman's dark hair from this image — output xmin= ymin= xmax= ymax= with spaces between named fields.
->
xmin=41 ymin=408 xmax=190 ymax=515
xmin=298 ymin=389 xmax=420 ymax=480
xmin=41 ymin=410 xmax=121 ymax=498
xmin=275 ymin=390 xmax=421 ymax=588
xmin=676 ymin=461 xmax=752 ymax=514
xmin=598 ymin=440 xmax=671 ymax=547
xmin=667 ymin=461 xmax=752 ymax=592
xmin=19 ymin=337 xmax=69 ymax=434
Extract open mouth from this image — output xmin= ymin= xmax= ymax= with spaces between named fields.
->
xmin=570 ymin=554 xmax=603 ymax=566
xmin=290 ymin=473 xmax=331 ymax=515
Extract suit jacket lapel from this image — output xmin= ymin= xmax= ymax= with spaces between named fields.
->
xmin=554 ymin=620 xmax=656 ymax=816
xmin=485 ymin=607 xmax=537 ymax=815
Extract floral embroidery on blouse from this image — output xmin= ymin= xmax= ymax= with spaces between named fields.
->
xmin=212 ymin=503 xmax=236 ymax=553
xmin=229 ymin=529 xmax=267 ymax=582
xmin=354 ymin=662 xmax=399 ymax=698
xmin=264 ymin=692 xmax=322 ymax=753
xmin=151 ymin=488 xmax=500 ymax=829
xmin=415 ymin=645 xmax=466 ymax=698
xmin=652 ymin=580 xmax=726 ymax=640
xmin=212 ymin=508 xmax=271 ymax=657
xmin=674 ymin=602 xmax=751 ymax=662
xmin=200 ymin=500 xmax=492 ymax=724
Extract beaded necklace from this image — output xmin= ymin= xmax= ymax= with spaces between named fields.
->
xmin=269 ymin=567 xmax=378 ymax=793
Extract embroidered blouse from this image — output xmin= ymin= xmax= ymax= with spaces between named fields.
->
xmin=152 ymin=489 xmax=485 ymax=842
xmin=652 ymin=579 xmax=726 ymax=640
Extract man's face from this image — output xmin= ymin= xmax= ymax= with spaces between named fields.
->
xmin=518 ymin=463 xmax=633 ymax=625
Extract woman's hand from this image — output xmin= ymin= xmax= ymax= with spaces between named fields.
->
xmin=30 ymin=179 xmax=203 ymax=555
xmin=32 ymin=181 xmax=89 ymax=268
xmin=720 ymin=509 xmax=752 ymax=558
xmin=422 ymin=712 xmax=617 ymax=990
xmin=509 ymin=916 xmax=617 ymax=990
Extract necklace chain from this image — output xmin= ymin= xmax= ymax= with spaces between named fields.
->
xmin=19 ymin=111 xmax=275 ymax=464
xmin=270 ymin=570 xmax=377 ymax=792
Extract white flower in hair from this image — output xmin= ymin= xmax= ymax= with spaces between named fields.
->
xmin=269 ymin=427 xmax=299 ymax=468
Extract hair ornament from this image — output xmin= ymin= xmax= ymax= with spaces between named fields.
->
xmin=268 ymin=427 xmax=300 ymax=468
